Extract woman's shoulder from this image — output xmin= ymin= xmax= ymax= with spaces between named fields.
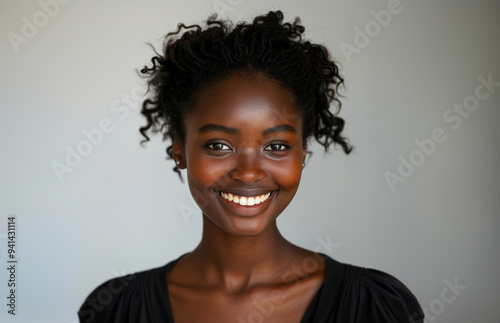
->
xmin=324 ymin=256 xmax=425 ymax=323
xmin=78 ymin=260 xmax=176 ymax=323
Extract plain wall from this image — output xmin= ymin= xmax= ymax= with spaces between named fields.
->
xmin=1 ymin=0 xmax=499 ymax=322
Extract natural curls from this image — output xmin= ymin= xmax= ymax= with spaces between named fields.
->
xmin=139 ymin=10 xmax=352 ymax=178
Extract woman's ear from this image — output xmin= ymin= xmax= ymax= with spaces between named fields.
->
xmin=172 ymin=140 xmax=187 ymax=169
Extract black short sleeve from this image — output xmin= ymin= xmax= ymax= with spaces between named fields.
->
xmin=78 ymin=256 xmax=424 ymax=323
xmin=335 ymin=264 xmax=425 ymax=323
xmin=78 ymin=264 xmax=173 ymax=323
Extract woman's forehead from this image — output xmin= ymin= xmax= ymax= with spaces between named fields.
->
xmin=184 ymin=74 xmax=302 ymax=133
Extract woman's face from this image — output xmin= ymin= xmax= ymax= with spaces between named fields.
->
xmin=174 ymin=71 xmax=306 ymax=237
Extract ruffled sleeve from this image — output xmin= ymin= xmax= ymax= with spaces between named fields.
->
xmin=77 ymin=265 xmax=172 ymax=323
xmin=335 ymin=264 xmax=425 ymax=323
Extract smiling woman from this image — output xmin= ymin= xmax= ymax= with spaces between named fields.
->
xmin=176 ymin=72 xmax=305 ymax=237
xmin=78 ymin=10 xmax=424 ymax=323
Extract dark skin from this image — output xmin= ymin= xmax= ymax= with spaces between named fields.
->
xmin=169 ymin=71 xmax=326 ymax=322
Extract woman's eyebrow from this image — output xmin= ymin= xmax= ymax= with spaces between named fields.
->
xmin=262 ymin=124 xmax=296 ymax=136
xmin=198 ymin=124 xmax=239 ymax=135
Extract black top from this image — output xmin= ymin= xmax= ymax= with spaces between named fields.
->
xmin=78 ymin=255 xmax=424 ymax=323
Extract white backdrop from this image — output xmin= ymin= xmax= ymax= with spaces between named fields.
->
xmin=1 ymin=1 xmax=499 ymax=322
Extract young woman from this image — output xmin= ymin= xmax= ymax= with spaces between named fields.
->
xmin=79 ymin=11 xmax=424 ymax=323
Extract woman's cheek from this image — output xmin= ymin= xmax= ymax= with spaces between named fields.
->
xmin=269 ymin=160 xmax=303 ymax=188
xmin=187 ymin=158 xmax=229 ymax=201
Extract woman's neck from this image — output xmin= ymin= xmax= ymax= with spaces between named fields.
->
xmin=185 ymin=215 xmax=301 ymax=293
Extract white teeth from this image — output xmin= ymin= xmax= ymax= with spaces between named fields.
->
xmin=220 ymin=191 xmax=272 ymax=206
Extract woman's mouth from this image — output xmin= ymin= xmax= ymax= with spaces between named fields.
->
xmin=219 ymin=191 xmax=272 ymax=206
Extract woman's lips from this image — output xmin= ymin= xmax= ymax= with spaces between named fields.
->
xmin=219 ymin=191 xmax=272 ymax=206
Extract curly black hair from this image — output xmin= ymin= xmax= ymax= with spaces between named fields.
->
xmin=139 ymin=10 xmax=352 ymax=177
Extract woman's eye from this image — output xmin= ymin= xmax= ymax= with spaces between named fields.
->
xmin=264 ymin=143 xmax=288 ymax=151
xmin=207 ymin=143 xmax=231 ymax=151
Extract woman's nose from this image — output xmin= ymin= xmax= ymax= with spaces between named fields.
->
xmin=229 ymin=149 xmax=266 ymax=184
